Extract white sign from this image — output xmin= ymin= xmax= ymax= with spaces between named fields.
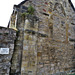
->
xmin=0 ymin=48 xmax=9 ymax=54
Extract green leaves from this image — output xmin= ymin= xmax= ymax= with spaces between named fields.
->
xmin=28 ymin=5 xmax=35 ymax=15
xmin=21 ymin=5 xmax=35 ymax=17
xmin=21 ymin=12 xmax=29 ymax=17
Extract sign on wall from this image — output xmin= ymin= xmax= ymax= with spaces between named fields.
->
xmin=0 ymin=48 xmax=9 ymax=54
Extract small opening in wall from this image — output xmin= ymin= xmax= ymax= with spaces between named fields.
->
xmin=42 ymin=13 xmax=49 ymax=16
xmin=40 ymin=12 xmax=49 ymax=16
xmin=69 ymin=38 xmax=75 ymax=42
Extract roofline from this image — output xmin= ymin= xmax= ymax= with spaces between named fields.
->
xmin=14 ymin=0 xmax=29 ymax=8
xmin=68 ymin=0 xmax=75 ymax=12
xmin=18 ymin=0 xmax=29 ymax=6
xmin=14 ymin=0 xmax=75 ymax=11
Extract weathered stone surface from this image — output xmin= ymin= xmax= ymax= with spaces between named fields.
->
xmin=0 ymin=27 xmax=16 ymax=74
xmin=0 ymin=0 xmax=74 ymax=75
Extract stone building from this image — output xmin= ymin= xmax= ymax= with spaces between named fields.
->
xmin=0 ymin=27 xmax=16 ymax=75
xmin=0 ymin=0 xmax=75 ymax=75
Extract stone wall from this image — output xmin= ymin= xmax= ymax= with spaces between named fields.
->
xmin=8 ymin=0 xmax=75 ymax=75
xmin=21 ymin=0 xmax=75 ymax=75
xmin=10 ymin=12 xmax=24 ymax=74
xmin=0 ymin=27 xmax=16 ymax=75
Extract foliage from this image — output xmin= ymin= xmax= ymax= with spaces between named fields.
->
xmin=21 ymin=5 xmax=35 ymax=17
xmin=28 ymin=5 xmax=35 ymax=15
xmin=21 ymin=12 xmax=29 ymax=17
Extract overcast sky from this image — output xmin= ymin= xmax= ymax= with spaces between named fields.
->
xmin=0 ymin=0 xmax=75 ymax=27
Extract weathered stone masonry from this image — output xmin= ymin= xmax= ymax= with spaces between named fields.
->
xmin=0 ymin=27 xmax=16 ymax=75
xmin=0 ymin=0 xmax=75 ymax=75
xmin=9 ymin=0 xmax=75 ymax=75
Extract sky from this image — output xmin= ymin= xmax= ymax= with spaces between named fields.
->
xmin=0 ymin=0 xmax=75 ymax=27
xmin=0 ymin=0 xmax=23 ymax=27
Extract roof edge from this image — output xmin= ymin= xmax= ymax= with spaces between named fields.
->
xmin=14 ymin=0 xmax=29 ymax=8
xmin=68 ymin=0 xmax=75 ymax=12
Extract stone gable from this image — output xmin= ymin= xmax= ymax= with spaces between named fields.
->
xmin=3 ymin=0 xmax=75 ymax=75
